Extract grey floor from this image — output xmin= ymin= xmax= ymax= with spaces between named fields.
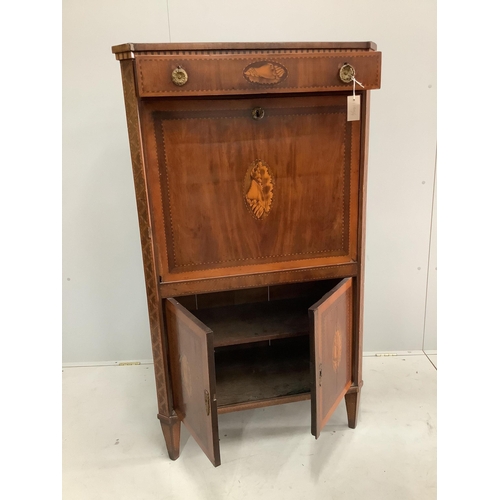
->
xmin=63 ymin=354 xmax=436 ymax=500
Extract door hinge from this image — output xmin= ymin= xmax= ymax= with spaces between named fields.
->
xmin=319 ymin=363 xmax=323 ymax=387
xmin=205 ymin=390 xmax=210 ymax=416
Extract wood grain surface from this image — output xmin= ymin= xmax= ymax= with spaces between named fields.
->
xmin=310 ymin=278 xmax=353 ymax=438
xmin=165 ymin=298 xmax=221 ymax=466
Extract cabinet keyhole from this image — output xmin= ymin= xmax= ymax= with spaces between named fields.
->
xmin=252 ymin=107 xmax=265 ymax=120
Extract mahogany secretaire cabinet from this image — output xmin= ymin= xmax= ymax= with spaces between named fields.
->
xmin=112 ymin=41 xmax=381 ymax=466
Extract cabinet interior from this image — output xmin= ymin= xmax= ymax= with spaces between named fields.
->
xmin=215 ymin=336 xmax=310 ymax=411
xmin=173 ymin=278 xmax=342 ymax=412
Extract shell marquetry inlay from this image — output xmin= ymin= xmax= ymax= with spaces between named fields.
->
xmin=244 ymin=160 xmax=274 ymax=220
xmin=243 ymin=61 xmax=288 ymax=85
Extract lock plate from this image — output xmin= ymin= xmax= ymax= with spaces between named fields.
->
xmin=251 ymin=107 xmax=265 ymax=120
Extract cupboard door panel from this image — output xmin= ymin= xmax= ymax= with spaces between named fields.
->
xmin=310 ymin=278 xmax=353 ymax=438
xmin=165 ymin=298 xmax=221 ymax=466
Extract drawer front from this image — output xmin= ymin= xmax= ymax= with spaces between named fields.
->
xmin=135 ymin=52 xmax=381 ymax=97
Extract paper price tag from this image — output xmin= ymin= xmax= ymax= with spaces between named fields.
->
xmin=347 ymin=95 xmax=361 ymax=122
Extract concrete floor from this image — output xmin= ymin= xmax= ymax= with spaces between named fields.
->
xmin=63 ymin=354 xmax=436 ymax=500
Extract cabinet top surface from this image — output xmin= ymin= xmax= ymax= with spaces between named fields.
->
xmin=111 ymin=41 xmax=377 ymax=54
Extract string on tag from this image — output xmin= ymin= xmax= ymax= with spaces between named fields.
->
xmin=352 ymin=77 xmax=365 ymax=99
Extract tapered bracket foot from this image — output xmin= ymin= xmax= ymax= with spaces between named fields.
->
xmin=158 ymin=413 xmax=181 ymax=460
xmin=345 ymin=385 xmax=362 ymax=429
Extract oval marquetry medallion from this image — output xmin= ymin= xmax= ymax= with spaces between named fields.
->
xmin=243 ymin=160 xmax=274 ymax=220
xmin=243 ymin=61 xmax=288 ymax=84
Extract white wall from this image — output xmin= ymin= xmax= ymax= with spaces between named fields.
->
xmin=63 ymin=0 xmax=436 ymax=363
xmin=424 ymin=165 xmax=437 ymax=352
xmin=62 ymin=0 xmax=170 ymax=362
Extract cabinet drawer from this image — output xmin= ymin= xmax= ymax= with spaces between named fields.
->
xmin=135 ymin=51 xmax=381 ymax=97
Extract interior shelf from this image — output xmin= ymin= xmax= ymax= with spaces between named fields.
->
xmin=196 ymin=297 xmax=311 ymax=348
xmin=215 ymin=337 xmax=311 ymax=411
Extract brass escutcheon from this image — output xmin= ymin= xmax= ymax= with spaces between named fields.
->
xmin=171 ymin=66 xmax=188 ymax=86
xmin=252 ymin=107 xmax=265 ymax=120
xmin=339 ymin=63 xmax=355 ymax=83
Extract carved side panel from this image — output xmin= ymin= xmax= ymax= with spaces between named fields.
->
xmin=120 ymin=60 xmax=170 ymax=416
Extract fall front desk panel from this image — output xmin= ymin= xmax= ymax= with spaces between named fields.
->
xmin=140 ymin=94 xmax=361 ymax=292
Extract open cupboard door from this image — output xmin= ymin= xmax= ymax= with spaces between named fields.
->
xmin=309 ymin=278 xmax=353 ymax=439
xmin=165 ymin=298 xmax=221 ymax=466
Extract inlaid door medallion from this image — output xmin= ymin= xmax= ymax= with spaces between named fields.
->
xmin=332 ymin=329 xmax=342 ymax=371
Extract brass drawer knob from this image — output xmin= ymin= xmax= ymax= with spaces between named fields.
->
xmin=339 ymin=63 xmax=355 ymax=83
xmin=172 ymin=66 xmax=188 ymax=86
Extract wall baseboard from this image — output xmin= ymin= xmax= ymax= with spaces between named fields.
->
xmin=62 ymin=359 xmax=154 ymax=368
xmin=62 ymin=351 xmax=433 ymax=368
xmin=363 ymin=350 xmax=427 ymax=357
